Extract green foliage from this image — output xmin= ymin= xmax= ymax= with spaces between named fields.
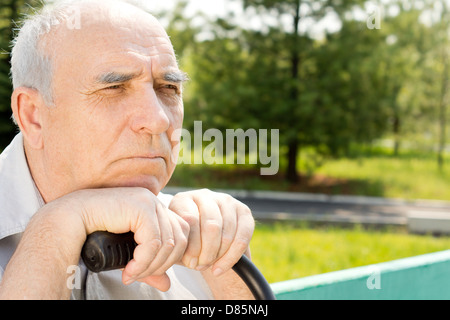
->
xmin=0 ymin=0 xmax=44 ymax=150
xmin=172 ymin=0 xmax=450 ymax=181
xmin=0 ymin=0 xmax=15 ymax=149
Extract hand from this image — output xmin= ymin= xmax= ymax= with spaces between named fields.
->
xmin=169 ymin=189 xmax=255 ymax=277
xmin=0 ymin=187 xmax=189 ymax=299
xmin=64 ymin=187 xmax=189 ymax=291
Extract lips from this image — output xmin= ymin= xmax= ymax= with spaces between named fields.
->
xmin=114 ymin=143 xmax=172 ymax=164
xmin=127 ymin=155 xmax=164 ymax=159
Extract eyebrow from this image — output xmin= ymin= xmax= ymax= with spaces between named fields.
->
xmin=163 ymin=70 xmax=190 ymax=83
xmin=95 ymin=70 xmax=190 ymax=85
xmin=95 ymin=71 xmax=143 ymax=85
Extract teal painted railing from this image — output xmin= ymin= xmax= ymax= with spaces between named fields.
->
xmin=270 ymin=250 xmax=450 ymax=300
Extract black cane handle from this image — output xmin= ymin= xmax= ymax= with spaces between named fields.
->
xmin=81 ymin=231 xmax=276 ymax=300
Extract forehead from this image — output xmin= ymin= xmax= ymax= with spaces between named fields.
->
xmin=48 ymin=3 xmax=177 ymax=81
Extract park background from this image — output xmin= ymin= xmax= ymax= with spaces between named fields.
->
xmin=1 ymin=0 xmax=450 ymax=285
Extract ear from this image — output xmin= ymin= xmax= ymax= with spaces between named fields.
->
xmin=11 ymin=87 xmax=46 ymax=150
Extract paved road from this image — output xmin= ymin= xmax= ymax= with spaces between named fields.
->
xmin=163 ymin=187 xmax=450 ymax=227
xmin=235 ymin=196 xmax=450 ymax=226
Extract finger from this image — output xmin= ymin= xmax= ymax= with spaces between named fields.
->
xmin=137 ymin=274 xmax=171 ymax=292
xmin=135 ymin=202 xmax=175 ymax=278
xmin=211 ymin=204 xmax=254 ymax=277
xmin=216 ymin=199 xmax=237 ymax=259
xmin=196 ymin=197 xmax=223 ymax=269
xmin=150 ymin=210 xmax=188 ymax=276
xmin=122 ymin=204 xmax=162 ymax=282
xmin=122 ymin=237 xmax=161 ymax=284
xmin=169 ymin=194 xmax=201 ymax=269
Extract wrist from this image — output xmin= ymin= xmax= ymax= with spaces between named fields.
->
xmin=0 ymin=202 xmax=87 ymax=299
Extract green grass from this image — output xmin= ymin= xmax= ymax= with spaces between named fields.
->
xmin=250 ymin=222 xmax=450 ymax=284
xmin=313 ymin=155 xmax=450 ymax=200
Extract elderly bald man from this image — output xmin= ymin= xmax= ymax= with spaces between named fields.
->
xmin=0 ymin=0 xmax=254 ymax=300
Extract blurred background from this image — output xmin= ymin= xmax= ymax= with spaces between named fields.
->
xmin=2 ymin=0 xmax=450 ymax=283
xmin=2 ymin=0 xmax=449 ymax=200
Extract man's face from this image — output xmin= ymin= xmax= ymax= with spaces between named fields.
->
xmin=39 ymin=3 xmax=184 ymax=197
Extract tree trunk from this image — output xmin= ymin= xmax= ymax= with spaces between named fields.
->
xmin=285 ymin=0 xmax=301 ymax=183
xmin=286 ymin=139 xmax=299 ymax=182
xmin=392 ymin=114 xmax=400 ymax=156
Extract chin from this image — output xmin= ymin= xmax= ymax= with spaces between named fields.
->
xmin=101 ymin=159 xmax=173 ymax=194
xmin=122 ymin=177 xmax=164 ymax=195
xmin=107 ymin=175 xmax=167 ymax=195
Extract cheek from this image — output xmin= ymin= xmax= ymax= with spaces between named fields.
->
xmin=43 ymin=104 xmax=105 ymax=167
xmin=166 ymin=105 xmax=184 ymax=163
xmin=169 ymin=104 xmax=184 ymax=132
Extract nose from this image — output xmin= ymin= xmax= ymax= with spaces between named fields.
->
xmin=130 ymin=85 xmax=170 ymax=135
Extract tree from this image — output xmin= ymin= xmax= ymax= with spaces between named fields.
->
xmin=238 ymin=0 xmax=369 ymax=181
xmin=427 ymin=0 xmax=450 ymax=170
xmin=0 ymin=0 xmax=43 ymax=150
xmin=179 ymin=0 xmax=396 ymax=181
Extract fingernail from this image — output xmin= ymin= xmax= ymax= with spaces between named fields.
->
xmin=189 ymin=257 xmax=198 ymax=269
xmin=212 ymin=267 xmax=223 ymax=277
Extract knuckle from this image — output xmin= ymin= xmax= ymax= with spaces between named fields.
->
xmin=234 ymin=237 xmax=250 ymax=251
xmin=180 ymin=212 xmax=199 ymax=227
xmin=178 ymin=234 xmax=188 ymax=249
xmin=163 ymin=238 xmax=175 ymax=249
xmin=241 ymin=203 xmax=252 ymax=216
xmin=248 ymin=215 xmax=255 ymax=228
xmin=191 ymin=188 xmax=214 ymax=198
xmin=149 ymin=238 xmax=162 ymax=252
xmin=179 ymin=218 xmax=190 ymax=236
xmin=222 ymin=193 xmax=234 ymax=202
xmin=221 ymin=234 xmax=233 ymax=248
xmin=203 ymin=219 xmax=222 ymax=234
xmin=171 ymin=192 xmax=188 ymax=203
xmin=240 ymin=206 xmax=255 ymax=226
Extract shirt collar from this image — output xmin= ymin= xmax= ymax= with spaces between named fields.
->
xmin=0 ymin=133 xmax=43 ymax=240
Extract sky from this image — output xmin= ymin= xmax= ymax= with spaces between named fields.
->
xmin=142 ymin=0 xmax=449 ymax=40
xmin=146 ymin=0 xmax=239 ymax=19
xmin=144 ymin=0 xmax=342 ymax=39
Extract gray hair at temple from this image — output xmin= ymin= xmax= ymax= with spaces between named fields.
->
xmin=9 ymin=0 xmax=154 ymax=123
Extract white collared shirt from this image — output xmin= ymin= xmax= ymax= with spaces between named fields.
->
xmin=0 ymin=133 xmax=213 ymax=300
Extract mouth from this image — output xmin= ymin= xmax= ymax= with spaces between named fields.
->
xmin=121 ymin=151 xmax=166 ymax=159
xmin=127 ymin=155 xmax=164 ymax=160
xmin=109 ymin=154 xmax=167 ymax=168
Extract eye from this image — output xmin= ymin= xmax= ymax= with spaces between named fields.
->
xmin=157 ymin=84 xmax=182 ymax=106
xmin=104 ymin=84 xmax=124 ymax=91
xmin=163 ymin=84 xmax=179 ymax=93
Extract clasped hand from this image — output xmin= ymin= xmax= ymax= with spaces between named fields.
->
xmin=73 ymin=188 xmax=254 ymax=292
